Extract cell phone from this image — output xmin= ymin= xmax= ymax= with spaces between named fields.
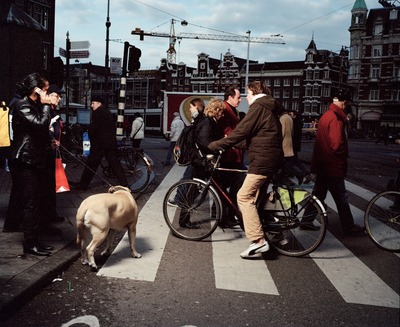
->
xmin=34 ymin=87 xmax=45 ymax=96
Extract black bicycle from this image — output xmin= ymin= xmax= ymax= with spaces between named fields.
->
xmin=163 ymin=153 xmax=328 ymax=257
xmin=102 ymin=146 xmax=152 ymax=193
xmin=364 ymin=190 xmax=400 ymax=252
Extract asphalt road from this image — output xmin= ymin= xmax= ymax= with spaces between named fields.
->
xmin=2 ymin=137 xmax=399 ymax=327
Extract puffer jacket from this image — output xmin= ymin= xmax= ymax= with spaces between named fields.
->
xmin=10 ymin=96 xmax=52 ymax=169
xmin=89 ymin=105 xmax=118 ymax=150
xmin=209 ymin=95 xmax=283 ymax=176
xmin=311 ymin=102 xmax=349 ymax=177
xmin=192 ymin=114 xmax=224 ymax=166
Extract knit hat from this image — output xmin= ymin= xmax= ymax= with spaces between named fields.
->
xmin=91 ymin=95 xmax=104 ymax=104
xmin=173 ymin=112 xmax=180 ymax=117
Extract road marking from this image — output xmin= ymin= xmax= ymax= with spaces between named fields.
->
xmin=97 ymin=164 xmax=186 ymax=281
xmin=321 ymin=192 xmax=399 ymax=308
xmin=98 ymin=168 xmax=398 ymax=308
xmin=212 ymin=227 xmax=279 ymax=295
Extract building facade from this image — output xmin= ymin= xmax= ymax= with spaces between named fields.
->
xmin=348 ymin=0 xmax=400 ymax=131
xmin=0 ymin=0 xmax=59 ymax=102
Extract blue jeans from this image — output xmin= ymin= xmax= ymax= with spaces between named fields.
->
xmin=165 ymin=141 xmax=176 ymax=164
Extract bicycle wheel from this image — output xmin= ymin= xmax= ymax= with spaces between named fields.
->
xmin=364 ymin=190 xmax=400 ymax=252
xmin=121 ymin=149 xmax=151 ymax=193
xmin=163 ymin=179 xmax=222 ymax=241
xmin=265 ymin=194 xmax=327 ymax=257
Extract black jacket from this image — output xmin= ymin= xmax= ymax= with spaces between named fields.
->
xmin=192 ymin=114 xmax=224 ymax=166
xmin=88 ymin=105 xmax=117 ymax=150
xmin=10 ymin=96 xmax=52 ymax=169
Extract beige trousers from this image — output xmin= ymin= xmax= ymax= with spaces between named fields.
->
xmin=237 ymin=173 xmax=268 ymax=242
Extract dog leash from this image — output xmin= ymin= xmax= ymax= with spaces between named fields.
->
xmin=57 ymin=143 xmax=114 ymax=188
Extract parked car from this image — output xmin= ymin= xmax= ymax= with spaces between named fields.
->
xmin=302 ymin=122 xmax=318 ymax=139
xmin=388 ymin=131 xmax=400 ymax=143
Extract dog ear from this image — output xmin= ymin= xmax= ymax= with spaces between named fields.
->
xmin=108 ymin=186 xmax=116 ymax=194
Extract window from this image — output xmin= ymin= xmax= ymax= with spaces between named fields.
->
xmin=43 ymin=42 xmax=50 ymax=70
xmin=306 ymin=69 xmax=313 ymax=80
xmin=274 ymin=79 xmax=280 ymax=86
xmin=371 ymin=64 xmax=380 ymax=79
xmin=373 ymin=23 xmax=383 ymax=36
xmin=293 ymin=89 xmax=300 ymax=98
xmin=305 ymin=85 xmax=312 ymax=97
xmin=313 ymin=85 xmax=319 ymax=97
xmin=29 ymin=3 xmax=49 ymax=29
xmin=314 ymin=69 xmax=320 ymax=80
xmin=394 ymin=62 xmax=400 ymax=78
xmin=200 ymin=63 xmax=205 ymax=69
xmin=370 ymin=89 xmax=379 ymax=101
xmin=373 ymin=45 xmax=382 ymax=57
xmin=390 ymin=9 xmax=398 ymax=20
xmin=293 ymin=78 xmax=300 ymax=86
xmin=350 ymin=45 xmax=360 ymax=60
xmin=273 ymin=89 xmax=280 ymax=98
xmin=323 ymin=69 xmax=329 ymax=80
xmin=283 ymin=78 xmax=290 ymax=86
xmin=283 ymin=89 xmax=290 ymax=98
xmin=322 ymin=85 xmax=330 ymax=97
xmin=265 ymin=79 xmax=271 ymax=87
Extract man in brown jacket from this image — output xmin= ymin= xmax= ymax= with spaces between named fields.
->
xmin=209 ymin=81 xmax=283 ymax=258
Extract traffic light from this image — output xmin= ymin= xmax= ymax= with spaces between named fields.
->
xmin=128 ymin=46 xmax=141 ymax=72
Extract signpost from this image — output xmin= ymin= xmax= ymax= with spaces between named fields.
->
xmin=64 ymin=35 xmax=91 ymax=129
xmin=70 ymin=50 xmax=90 ymax=59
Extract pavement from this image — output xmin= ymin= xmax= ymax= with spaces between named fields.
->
xmin=0 ymin=138 xmax=395 ymax=322
xmin=0 ymin=156 xmax=132 ymax=321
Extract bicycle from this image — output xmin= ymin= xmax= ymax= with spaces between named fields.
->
xmin=163 ymin=153 xmax=328 ymax=257
xmin=102 ymin=146 xmax=153 ymax=193
xmin=364 ymin=190 xmax=400 ymax=252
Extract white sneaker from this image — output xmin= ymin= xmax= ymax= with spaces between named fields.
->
xmin=240 ymin=241 xmax=269 ymax=258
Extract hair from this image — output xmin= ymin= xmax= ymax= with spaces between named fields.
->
xmin=190 ymin=97 xmax=205 ymax=113
xmin=224 ymin=85 xmax=239 ymax=101
xmin=246 ymin=80 xmax=271 ymax=96
xmin=19 ymin=73 xmax=48 ymax=97
xmin=204 ymin=98 xmax=225 ymax=118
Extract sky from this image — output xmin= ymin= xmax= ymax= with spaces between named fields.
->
xmin=54 ymin=0 xmax=381 ymax=70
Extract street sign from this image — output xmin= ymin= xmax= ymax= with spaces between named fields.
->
xmin=59 ymin=47 xmax=67 ymax=57
xmin=70 ymin=41 xmax=91 ymax=50
xmin=70 ymin=50 xmax=90 ymax=59
xmin=110 ymin=57 xmax=122 ymax=74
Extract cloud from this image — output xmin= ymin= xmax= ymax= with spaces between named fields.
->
xmin=55 ymin=0 xmax=377 ymax=68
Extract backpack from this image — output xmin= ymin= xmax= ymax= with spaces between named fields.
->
xmin=173 ymin=124 xmax=202 ymax=166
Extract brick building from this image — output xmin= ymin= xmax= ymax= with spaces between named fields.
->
xmin=0 ymin=0 xmax=59 ymax=102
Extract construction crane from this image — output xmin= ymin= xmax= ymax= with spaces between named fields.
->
xmin=131 ymin=19 xmax=285 ymax=64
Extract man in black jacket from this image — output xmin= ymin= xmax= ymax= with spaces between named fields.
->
xmin=70 ymin=96 xmax=128 ymax=190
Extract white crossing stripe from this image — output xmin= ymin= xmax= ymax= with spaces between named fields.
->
xmin=97 ymin=164 xmax=186 ymax=281
xmin=321 ymin=188 xmax=399 ymax=308
xmin=212 ymin=227 xmax=279 ymax=295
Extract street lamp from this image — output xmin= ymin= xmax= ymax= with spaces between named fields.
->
xmin=245 ymin=30 xmax=251 ymax=88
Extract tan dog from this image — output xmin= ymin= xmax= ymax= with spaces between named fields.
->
xmin=76 ymin=185 xmax=142 ymax=271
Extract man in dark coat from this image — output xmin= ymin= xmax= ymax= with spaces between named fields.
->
xmin=209 ymin=81 xmax=283 ymax=258
xmin=70 ymin=96 xmax=128 ymax=190
xmin=310 ymin=90 xmax=365 ymax=235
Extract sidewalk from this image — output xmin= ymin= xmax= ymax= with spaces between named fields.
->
xmin=0 ymin=159 xmax=114 ymax=321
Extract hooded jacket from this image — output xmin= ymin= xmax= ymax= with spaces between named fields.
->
xmin=311 ymin=102 xmax=349 ymax=177
xmin=209 ymin=94 xmax=283 ymax=176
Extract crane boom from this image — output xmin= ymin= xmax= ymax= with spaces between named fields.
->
xmin=131 ymin=25 xmax=284 ymax=64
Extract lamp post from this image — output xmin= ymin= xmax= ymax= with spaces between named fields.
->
xmin=105 ymin=0 xmax=111 ymax=106
xmin=245 ymin=30 xmax=251 ymax=88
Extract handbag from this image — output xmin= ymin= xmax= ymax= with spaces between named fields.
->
xmin=55 ymin=148 xmax=70 ymax=193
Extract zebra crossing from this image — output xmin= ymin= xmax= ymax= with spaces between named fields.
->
xmin=97 ymin=164 xmax=399 ymax=309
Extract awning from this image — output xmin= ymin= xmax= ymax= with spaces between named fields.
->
xmin=361 ymin=111 xmax=381 ymax=121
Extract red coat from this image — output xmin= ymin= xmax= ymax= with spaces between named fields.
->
xmin=311 ymin=103 xmax=349 ymax=177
